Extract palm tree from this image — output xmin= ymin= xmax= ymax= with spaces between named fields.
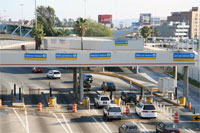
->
xmin=140 ymin=26 xmax=151 ymax=43
xmin=74 ymin=18 xmax=87 ymax=50
xmin=32 ymin=23 xmax=45 ymax=50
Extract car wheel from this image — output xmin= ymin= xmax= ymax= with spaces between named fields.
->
xmin=106 ymin=116 xmax=109 ymax=121
xmin=96 ymin=103 xmax=99 ymax=109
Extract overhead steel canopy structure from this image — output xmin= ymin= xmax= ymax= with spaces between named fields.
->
xmin=0 ymin=50 xmax=195 ymax=67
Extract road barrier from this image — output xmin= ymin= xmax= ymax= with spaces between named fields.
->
xmin=72 ymin=104 xmax=77 ymax=113
xmin=174 ymin=112 xmax=179 ymax=123
xmin=29 ymin=88 xmax=40 ymax=95
xmin=179 ymin=97 xmax=186 ymax=105
xmin=38 ymin=102 xmax=42 ymax=112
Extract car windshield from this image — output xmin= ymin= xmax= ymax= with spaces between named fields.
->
xmin=109 ymin=107 xmax=121 ymax=112
xmin=101 ymin=97 xmax=109 ymax=101
xmin=127 ymin=93 xmax=136 ymax=96
xmin=165 ymin=124 xmax=178 ymax=129
xmin=54 ymin=72 xmax=60 ymax=74
xmin=107 ymin=82 xmax=114 ymax=86
xmin=143 ymin=105 xmax=155 ymax=110
xmin=127 ymin=125 xmax=138 ymax=130
xmin=86 ymin=75 xmax=92 ymax=78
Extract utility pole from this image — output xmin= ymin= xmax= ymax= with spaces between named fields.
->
xmin=20 ymin=4 xmax=24 ymax=25
xmin=35 ymin=0 xmax=37 ymax=28
xmin=83 ymin=0 xmax=86 ymax=18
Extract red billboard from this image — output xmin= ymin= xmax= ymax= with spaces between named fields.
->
xmin=98 ymin=15 xmax=112 ymax=24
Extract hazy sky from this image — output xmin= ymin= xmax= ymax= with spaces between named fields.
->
xmin=0 ymin=0 xmax=199 ymax=21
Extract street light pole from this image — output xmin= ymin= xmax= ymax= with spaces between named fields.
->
xmin=35 ymin=0 xmax=37 ymax=28
xmin=20 ymin=4 xmax=24 ymax=25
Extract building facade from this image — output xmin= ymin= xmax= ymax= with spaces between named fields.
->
xmin=167 ymin=7 xmax=200 ymax=39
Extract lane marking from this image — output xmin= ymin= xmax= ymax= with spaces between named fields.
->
xmin=93 ymin=110 xmax=112 ymax=133
xmin=13 ymin=109 xmax=26 ymax=129
xmin=52 ymin=113 xmax=68 ymax=133
xmin=131 ymin=121 xmax=144 ymax=132
xmin=86 ymin=111 xmax=109 ymax=133
xmin=137 ymin=122 xmax=149 ymax=133
xmin=24 ymin=110 xmax=30 ymax=133
xmin=184 ymin=129 xmax=196 ymax=133
xmin=61 ymin=113 xmax=73 ymax=133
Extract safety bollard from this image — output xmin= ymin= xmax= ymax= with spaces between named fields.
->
xmin=38 ymin=102 xmax=42 ymax=112
xmin=72 ymin=104 xmax=77 ymax=113
xmin=188 ymin=102 xmax=192 ymax=112
xmin=193 ymin=108 xmax=196 ymax=114
xmin=174 ymin=112 xmax=179 ymax=123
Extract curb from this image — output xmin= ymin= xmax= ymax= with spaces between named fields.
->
xmin=85 ymin=71 xmax=185 ymax=107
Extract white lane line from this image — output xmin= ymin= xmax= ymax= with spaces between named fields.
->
xmin=24 ymin=110 xmax=30 ymax=133
xmin=131 ymin=121 xmax=144 ymax=132
xmin=61 ymin=113 xmax=73 ymax=133
xmin=86 ymin=111 xmax=109 ymax=133
xmin=13 ymin=109 xmax=26 ymax=129
xmin=52 ymin=113 xmax=68 ymax=133
xmin=93 ymin=110 xmax=112 ymax=133
xmin=137 ymin=122 xmax=149 ymax=133
xmin=184 ymin=129 xmax=196 ymax=133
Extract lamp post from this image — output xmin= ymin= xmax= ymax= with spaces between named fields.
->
xmin=35 ymin=0 xmax=37 ymax=28
xmin=20 ymin=4 xmax=24 ymax=25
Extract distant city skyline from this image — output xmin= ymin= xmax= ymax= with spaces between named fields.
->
xmin=0 ymin=0 xmax=199 ymax=22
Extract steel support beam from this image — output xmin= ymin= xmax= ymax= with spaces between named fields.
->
xmin=79 ymin=67 xmax=84 ymax=102
xmin=183 ymin=66 xmax=189 ymax=101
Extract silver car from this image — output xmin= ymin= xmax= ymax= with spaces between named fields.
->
xmin=119 ymin=123 xmax=140 ymax=133
xmin=47 ymin=70 xmax=61 ymax=79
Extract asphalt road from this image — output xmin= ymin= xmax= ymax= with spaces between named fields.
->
xmin=0 ymin=67 xmax=198 ymax=133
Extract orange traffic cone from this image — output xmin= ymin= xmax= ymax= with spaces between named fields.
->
xmin=38 ymin=102 xmax=42 ymax=112
xmin=125 ymin=105 xmax=129 ymax=115
xmin=72 ymin=104 xmax=77 ymax=113
xmin=174 ymin=112 xmax=179 ymax=123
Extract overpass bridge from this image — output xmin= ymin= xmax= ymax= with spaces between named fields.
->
xmin=0 ymin=37 xmax=195 ymax=102
xmin=0 ymin=22 xmax=33 ymax=37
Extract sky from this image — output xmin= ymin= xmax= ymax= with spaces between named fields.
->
xmin=0 ymin=0 xmax=199 ymax=22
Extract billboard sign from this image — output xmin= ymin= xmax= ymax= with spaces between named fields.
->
xmin=98 ymin=15 xmax=112 ymax=24
xmin=140 ymin=13 xmax=151 ymax=25
xmin=90 ymin=53 xmax=111 ymax=60
xmin=115 ymin=40 xmax=128 ymax=46
xmin=173 ymin=53 xmax=195 ymax=62
xmin=56 ymin=53 xmax=77 ymax=60
xmin=24 ymin=53 xmax=47 ymax=61
xmin=135 ymin=53 xmax=156 ymax=60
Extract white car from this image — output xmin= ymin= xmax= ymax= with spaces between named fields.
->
xmin=47 ymin=70 xmax=61 ymax=79
xmin=103 ymin=104 xmax=122 ymax=120
xmin=135 ymin=103 xmax=157 ymax=118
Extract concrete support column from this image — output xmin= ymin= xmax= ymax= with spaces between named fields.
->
xmin=173 ymin=66 xmax=177 ymax=88
xmin=73 ymin=68 xmax=77 ymax=98
xmin=135 ymin=66 xmax=140 ymax=74
xmin=79 ymin=67 xmax=84 ymax=102
xmin=183 ymin=66 xmax=189 ymax=101
xmin=102 ymin=67 xmax=105 ymax=72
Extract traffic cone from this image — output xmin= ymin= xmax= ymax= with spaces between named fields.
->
xmin=38 ymin=102 xmax=42 ymax=112
xmin=72 ymin=104 xmax=77 ymax=113
xmin=174 ymin=112 xmax=179 ymax=123
xmin=125 ymin=105 xmax=129 ymax=115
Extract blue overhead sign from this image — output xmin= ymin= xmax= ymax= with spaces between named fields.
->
xmin=56 ymin=53 xmax=77 ymax=60
xmin=90 ymin=53 xmax=111 ymax=60
xmin=24 ymin=53 xmax=47 ymax=60
xmin=173 ymin=53 xmax=195 ymax=62
xmin=115 ymin=40 xmax=128 ymax=46
xmin=135 ymin=53 xmax=156 ymax=60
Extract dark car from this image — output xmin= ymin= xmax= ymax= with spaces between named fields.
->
xmin=78 ymin=81 xmax=91 ymax=91
xmin=101 ymin=82 xmax=116 ymax=91
xmin=119 ymin=123 xmax=141 ymax=133
xmin=21 ymin=45 xmax=26 ymax=50
xmin=156 ymin=122 xmax=180 ymax=133
xmin=121 ymin=92 xmax=138 ymax=104
xmin=32 ymin=67 xmax=43 ymax=73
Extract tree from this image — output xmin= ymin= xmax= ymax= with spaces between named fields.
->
xmin=154 ymin=29 xmax=160 ymax=37
xmin=140 ymin=26 xmax=151 ymax=43
xmin=32 ymin=23 xmax=45 ymax=50
xmin=36 ymin=6 xmax=56 ymax=36
xmin=74 ymin=17 xmax=87 ymax=50
xmin=85 ymin=19 xmax=113 ymax=37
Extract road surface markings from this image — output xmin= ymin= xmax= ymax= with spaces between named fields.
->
xmin=61 ymin=113 xmax=73 ymax=133
xmin=53 ymin=113 xmax=68 ymax=133
xmin=93 ymin=110 xmax=112 ymax=133
xmin=184 ymin=128 xmax=196 ymax=133
xmin=86 ymin=111 xmax=109 ymax=133
xmin=24 ymin=110 xmax=30 ymax=133
xmin=137 ymin=122 xmax=149 ymax=133
xmin=13 ymin=109 xmax=27 ymax=132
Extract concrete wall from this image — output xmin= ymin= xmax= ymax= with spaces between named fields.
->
xmin=44 ymin=37 xmax=144 ymax=50
xmin=178 ymin=66 xmax=200 ymax=82
xmin=0 ymin=50 xmax=195 ymax=67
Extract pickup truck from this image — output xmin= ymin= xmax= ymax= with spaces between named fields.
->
xmin=94 ymin=95 xmax=110 ymax=108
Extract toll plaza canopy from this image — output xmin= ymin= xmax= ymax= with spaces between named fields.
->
xmin=0 ymin=50 xmax=195 ymax=67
